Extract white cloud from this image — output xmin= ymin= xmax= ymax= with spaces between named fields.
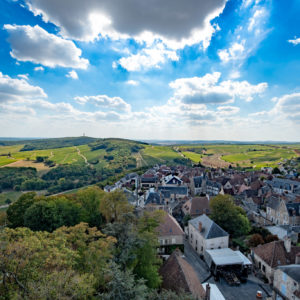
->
xmin=218 ymin=41 xmax=245 ymax=63
xmin=117 ymin=43 xmax=179 ymax=71
xmin=169 ymin=72 xmax=267 ymax=104
xmin=217 ymin=106 xmax=240 ymax=115
xmin=126 ymin=80 xmax=139 ymax=86
xmin=66 ymin=70 xmax=78 ymax=80
xmin=248 ymin=8 xmax=266 ymax=32
xmin=17 ymin=74 xmax=29 ymax=80
xmin=34 ymin=66 xmax=44 ymax=71
xmin=218 ymin=3 xmax=270 ymax=65
xmin=4 ymin=24 xmax=89 ymax=69
xmin=74 ymin=94 xmax=131 ymax=112
xmin=23 ymin=0 xmax=226 ymax=49
xmin=288 ymin=37 xmax=300 ymax=45
xmin=0 ymin=71 xmax=47 ymax=103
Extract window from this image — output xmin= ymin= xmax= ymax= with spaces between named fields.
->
xmin=172 ymin=238 xmax=176 ymax=244
xmin=262 ymin=265 xmax=266 ymax=272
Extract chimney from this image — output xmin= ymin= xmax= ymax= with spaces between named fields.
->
xmin=284 ymin=236 xmax=291 ymax=253
xmin=205 ymin=283 xmax=210 ymax=300
xmin=296 ymin=253 xmax=300 ymax=264
xmin=198 ymin=221 xmax=202 ymax=232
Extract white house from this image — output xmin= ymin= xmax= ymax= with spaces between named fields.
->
xmin=187 ymin=214 xmax=229 ymax=256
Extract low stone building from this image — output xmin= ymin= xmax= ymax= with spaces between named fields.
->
xmin=157 ymin=213 xmax=185 ymax=255
xmin=187 ymin=214 xmax=229 ymax=256
xmin=160 ymin=249 xmax=207 ymax=299
xmin=182 ymin=196 xmax=210 ymax=218
xmin=252 ymin=238 xmax=300 ymax=283
xmin=273 ymin=264 xmax=300 ymax=300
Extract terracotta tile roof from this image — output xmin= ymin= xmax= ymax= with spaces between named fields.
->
xmin=157 ymin=213 xmax=184 ymax=237
xmin=160 ymin=249 xmax=206 ymax=299
xmin=190 ymin=197 xmax=210 ymax=216
xmin=253 ymin=241 xmax=300 ymax=268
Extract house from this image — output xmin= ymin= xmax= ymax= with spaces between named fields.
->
xmin=159 ymin=249 xmax=206 ymax=299
xmin=158 ymin=186 xmax=188 ymax=201
xmin=266 ymin=197 xmax=289 ymax=225
xmin=266 ymin=178 xmax=300 ymax=195
xmin=273 ymin=264 xmax=300 ymax=300
xmin=205 ymin=180 xmax=222 ymax=196
xmin=162 ymin=174 xmax=183 ymax=186
xmin=266 ymin=197 xmax=300 ymax=226
xmin=188 ymin=214 xmax=229 ymax=256
xmin=141 ymin=174 xmax=158 ymax=188
xmin=191 ymin=176 xmax=204 ymax=196
xmin=252 ymin=238 xmax=300 ymax=283
xmin=182 ymin=196 xmax=210 ymax=218
xmin=157 ymin=213 xmax=185 ymax=255
xmin=144 ymin=189 xmax=165 ymax=211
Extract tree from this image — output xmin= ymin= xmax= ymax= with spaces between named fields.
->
xmin=0 ymin=223 xmax=115 ymax=298
xmin=6 ymin=192 xmax=37 ymax=228
xmin=75 ymin=186 xmax=105 ymax=228
xmin=248 ymin=234 xmax=264 ymax=247
xmin=23 ymin=197 xmax=82 ymax=232
xmin=100 ymin=263 xmax=148 ymax=300
xmin=209 ymin=195 xmax=251 ymax=237
xmin=265 ymin=234 xmax=279 ymax=243
xmin=100 ymin=190 xmax=133 ymax=223
xmin=272 ymin=167 xmax=281 ymax=174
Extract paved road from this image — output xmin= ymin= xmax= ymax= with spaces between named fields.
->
xmin=183 ymin=239 xmax=210 ymax=282
xmin=183 ymin=239 xmax=273 ymax=299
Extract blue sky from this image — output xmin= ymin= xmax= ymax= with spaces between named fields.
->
xmin=0 ymin=0 xmax=299 ymax=141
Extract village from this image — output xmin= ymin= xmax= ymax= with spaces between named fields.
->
xmin=104 ymin=163 xmax=300 ymax=300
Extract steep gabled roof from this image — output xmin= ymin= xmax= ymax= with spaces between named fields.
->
xmin=160 ymin=249 xmax=205 ymax=299
xmin=189 ymin=214 xmax=228 ymax=239
xmin=253 ymin=241 xmax=300 ymax=268
xmin=157 ymin=213 xmax=184 ymax=237
xmin=277 ymin=265 xmax=300 ymax=283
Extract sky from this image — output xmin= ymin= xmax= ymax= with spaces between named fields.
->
xmin=0 ymin=0 xmax=299 ymax=141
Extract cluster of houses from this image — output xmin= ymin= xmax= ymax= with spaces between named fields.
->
xmin=105 ymin=164 xmax=300 ymax=299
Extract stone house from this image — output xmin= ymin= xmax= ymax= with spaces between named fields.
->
xmin=157 ymin=213 xmax=185 ymax=255
xmin=182 ymin=196 xmax=210 ymax=218
xmin=187 ymin=214 xmax=229 ymax=256
xmin=159 ymin=249 xmax=207 ymax=299
xmin=252 ymin=238 xmax=300 ymax=283
xmin=272 ymin=264 xmax=300 ymax=300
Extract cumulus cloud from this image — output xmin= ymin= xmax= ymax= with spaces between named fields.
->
xmin=117 ymin=43 xmax=179 ymax=71
xmin=288 ymin=37 xmax=300 ymax=45
xmin=34 ymin=66 xmax=44 ymax=71
xmin=23 ymin=0 xmax=226 ymax=48
xmin=0 ymin=71 xmax=47 ymax=103
xmin=126 ymin=80 xmax=139 ymax=86
xmin=74 ymin=94 xmax=131 ymax=112
xmin=272 ymin=93 xmax=300 ymax=122
xmin=66 ymin=70 xmax=78 ymax=80
xmin=217 ymin=106 xmax=240 ymax=115
xmin=4 ymin=24 xmax=89 ymax=69
xmin=218 ymin=42 xmax=245 ymax=63
xmin=169 ymin=72 xmax=267 ymax=104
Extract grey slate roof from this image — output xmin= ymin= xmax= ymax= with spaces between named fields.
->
xmin=193 ymin=176 xmax=203 ymax=188
xmin=286 ymin=203 xmax=300 ymax=216
xmin=145 ymin=192 xmax=162 ymax=205
xmin=189 ymin=214 xmax=228 ymax=239
xmin=277 ymin=265 xmax=300 ymax=283
xmin=266 ymin=196 xmax=281 ymax=210
xmin=158 ymin=186 xmax=188 ymax=195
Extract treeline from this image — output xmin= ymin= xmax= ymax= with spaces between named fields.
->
xmin=0 ymin=165 xmax=134 ymax=194
xmin=0 ymin=188 xmax=192 ymax=299
xmin=20 ymin=136 xmax=96 ymax=151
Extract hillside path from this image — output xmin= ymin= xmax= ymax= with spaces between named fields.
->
xmin=75 ymin=147 xmax=90 ymax=166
